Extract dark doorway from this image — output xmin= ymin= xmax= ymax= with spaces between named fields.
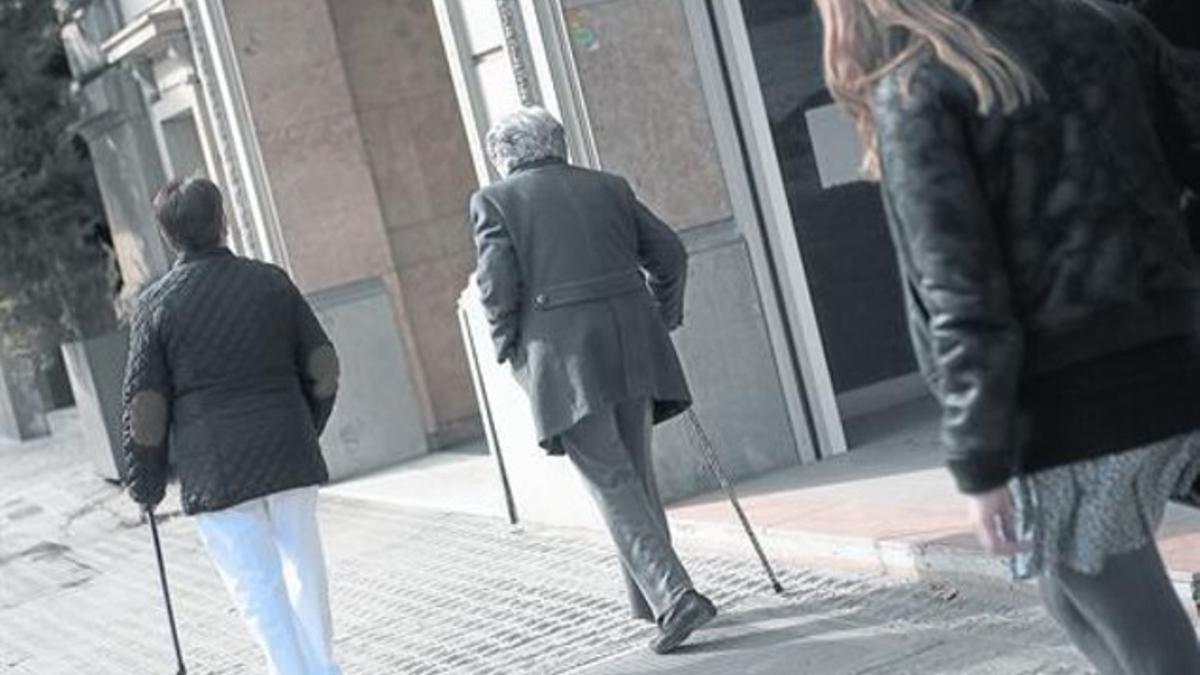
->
xmin=739 ymin=0 xmax=918 ymax=412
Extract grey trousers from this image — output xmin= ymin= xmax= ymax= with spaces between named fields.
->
xmin=1038 ymin=543 xmax=1200 ymax=675
xmin=562 ymin=398 xmax=693 ymax=622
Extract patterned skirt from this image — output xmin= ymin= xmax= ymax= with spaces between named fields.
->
xmin=1010 ymin=431 xmax=1200 ymax=580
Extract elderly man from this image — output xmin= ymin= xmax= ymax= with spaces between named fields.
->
xmin=470 ymin=107 xmax=716 ymax=653
xmin=122 ymin=177 xmax=341 ymax=675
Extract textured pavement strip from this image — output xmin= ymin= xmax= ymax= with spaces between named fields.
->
xmin=2 ymin=434 xmax=1086 ymax=675
xmin=317 ymin=498 xmax=773 ymax=674
xmin=1 ymin=487 xmax=1090 ymax=675
xmin=2 ymin=477 xmax=787 ymax=675
xmin=571 ymin=570 xmax=1089 ymax=674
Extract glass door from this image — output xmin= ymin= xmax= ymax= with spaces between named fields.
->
xmin=734 ymin=0 xmax=927 ymax=436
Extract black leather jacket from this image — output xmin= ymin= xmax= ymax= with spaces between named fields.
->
xmin=1126 ymin=0 xmax=1200 ymax=51
xmin=874 ymin=0 xmax=1200 ymax=493
xmin=1127 ymin=0 xmax=1200 ymax=248
xmin=122 ymin=248 xmax=338 ymax=514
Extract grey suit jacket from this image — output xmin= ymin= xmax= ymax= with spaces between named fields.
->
xmin=471 ymin=159 xmax=691 ymax=453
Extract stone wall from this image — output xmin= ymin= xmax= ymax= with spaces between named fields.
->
xmin=221 ymin=0 xmax=396 ymax=292
xmin=326 ymin=0 xmax=481 ymax=447
xmin=563 ymin=0 xmax=731 ymax=228
xmin=220 ymin=0 xmax=482 ymax=448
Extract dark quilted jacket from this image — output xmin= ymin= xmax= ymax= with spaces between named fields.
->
xmin=122 ymin=247 xmax=338 ymax=514
xmin=873 ymin=0 xmax=1200 ymax=493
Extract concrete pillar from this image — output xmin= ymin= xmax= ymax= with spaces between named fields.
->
xmin=325 ymin=0 xmax=482 ymax=448
xmin=218 ymin=0 xmax=480 ymax=452
xmin=73 ymin=70 xmax=173 ymax=295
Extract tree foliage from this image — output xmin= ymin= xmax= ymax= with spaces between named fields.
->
xmin=0 ymin=0 xmax=117 ymax=363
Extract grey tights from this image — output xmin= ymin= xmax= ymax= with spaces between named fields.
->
xmin=1038 ymin=543 xmax=1200 ymax=674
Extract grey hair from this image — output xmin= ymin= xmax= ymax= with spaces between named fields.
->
xmin=485 ymin=107 xmax=568 ymax=177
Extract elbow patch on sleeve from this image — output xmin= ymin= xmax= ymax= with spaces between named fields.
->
xmin=129 ymin=390 xmax=168 ymax=447
xmin=307 ymin=344 xmax=340 ymax=398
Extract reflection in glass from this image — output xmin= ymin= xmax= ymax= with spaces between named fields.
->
xmin=741 ymin=0 xmax=916 ymax=396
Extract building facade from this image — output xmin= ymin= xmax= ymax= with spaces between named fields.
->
xmin=440 ymin=0 xmax=931 ymax=504
xmin=61 ymin=0 xmax=483 ymax=477
xmin=60 ymin=0 xmax=928 ymax=501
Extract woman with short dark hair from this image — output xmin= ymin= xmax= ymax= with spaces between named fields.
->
xmin=151 ymin=177 xmax=226 ymax=251
xmin=124 ymin=177 xmax=342 ymax=675
xmin=814 ymin=0 xmax=1200 ymax=671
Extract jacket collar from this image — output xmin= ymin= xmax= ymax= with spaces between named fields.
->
xmin=177 ymin=245 xmax=234 ymax=265
xmin=510 ymin=157 xmax=566 ymax=174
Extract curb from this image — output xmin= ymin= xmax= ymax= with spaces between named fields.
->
xmin=672 ymin=516 xmax=1200 ymax=622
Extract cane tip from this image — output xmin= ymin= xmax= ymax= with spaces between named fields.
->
xmin=772 ymin=581 xmax=784 ymax=594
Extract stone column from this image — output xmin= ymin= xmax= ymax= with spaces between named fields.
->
xmin=74 ymin=70 xmax=173 ymax=297
xmin=216 ymin=0 xmax=468 ymax=461
xmin=324 ymin=0 xmax=483 ymax=448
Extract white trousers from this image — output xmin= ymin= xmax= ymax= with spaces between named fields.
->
xmin=195 ymin=486 xmax=341 ymax=675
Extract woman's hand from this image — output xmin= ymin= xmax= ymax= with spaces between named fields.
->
xmin=965 ymin=487 xmax=1029 ymax=556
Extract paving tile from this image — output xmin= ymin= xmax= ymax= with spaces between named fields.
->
xmin=0 ymin=412 xmax=1142 ymax=673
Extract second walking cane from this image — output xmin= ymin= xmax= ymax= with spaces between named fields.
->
xmin=147 ymin=508 xmax=188 ymax=675
xmin=683 ymin=410 xmax=784 ymax=594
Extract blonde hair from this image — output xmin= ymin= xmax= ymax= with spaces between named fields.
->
xmin=815 ymin=0 xmax=1042 ymax=179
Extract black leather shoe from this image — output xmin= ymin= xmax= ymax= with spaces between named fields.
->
xmin=649 ymin=591 xmax=716 ymax=654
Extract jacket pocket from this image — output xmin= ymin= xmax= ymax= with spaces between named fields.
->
xmin=532 ymin=269 xmax=645 ymax=311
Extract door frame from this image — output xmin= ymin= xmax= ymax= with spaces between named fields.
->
xmin=433 ymin=0 xmax=835 ymax=463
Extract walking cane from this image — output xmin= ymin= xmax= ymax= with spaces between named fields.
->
xmin=147 ymin=507 xmax=188 ymax=675
xmin=682 ymin=410 xmax=784 ymax=594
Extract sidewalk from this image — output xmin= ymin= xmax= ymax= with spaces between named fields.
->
xmin=0 ymin=421 xmax=765 ymax=674
xmin=668 ymin=399 xmax=1200 ymax=613
xmin=572 ymin=576 xmax=1084 ymax=675
xmin=0 ymin=414 xmax=1087 ymax=674
xmin=331 ymin=399 xmax=1200 ymax=614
